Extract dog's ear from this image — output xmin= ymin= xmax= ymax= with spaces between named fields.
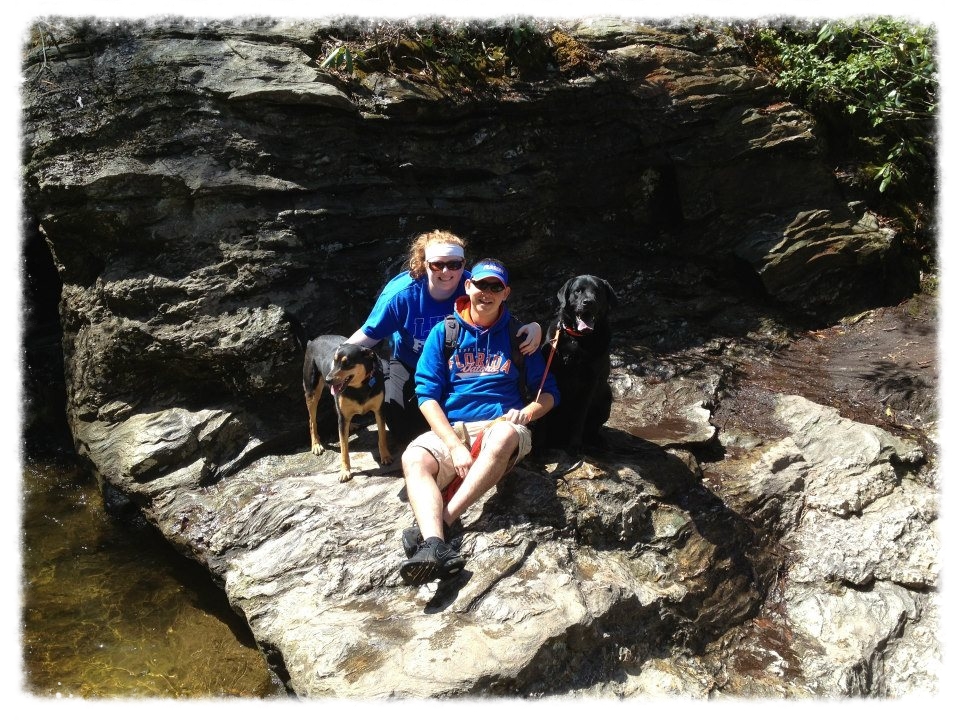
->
xmin=557 ymin=278 xmax=574 ymax=306
xmin=361 ymin=346 xmax=378 ymax=368
xmin=600 ymin=277 xmax=619 ymax=308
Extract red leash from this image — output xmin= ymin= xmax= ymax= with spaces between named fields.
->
xmin=534 ymin=325 xmax=562 ymax=403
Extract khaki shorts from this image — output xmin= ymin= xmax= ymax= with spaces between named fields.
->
xmin=408 ymin=419 xmax=533 ymax=491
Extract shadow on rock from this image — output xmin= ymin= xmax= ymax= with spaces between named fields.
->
xmin=524 ymin=425 xmax=773 ymax=653
xmin=424 ymin=569 xmax=475 ymax=614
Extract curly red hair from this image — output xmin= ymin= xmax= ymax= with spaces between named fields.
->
xmin=408 ymin=230 xmax=468 ymax=279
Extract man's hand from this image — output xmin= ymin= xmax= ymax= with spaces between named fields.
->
xmin=502 ymin=407 xmax=532 ymax=426
xmin=504 ymin=393 xmax=555 ymax=426
xmin=450 ymin=443 xmax=473 ymax=478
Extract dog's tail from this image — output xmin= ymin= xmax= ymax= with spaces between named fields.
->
xmin=285 ymin=310 xmax=309 ymax=351
xmin=303 ymin=353 xmax=324 ymax=396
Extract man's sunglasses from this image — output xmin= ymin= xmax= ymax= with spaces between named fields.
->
xmin=427 ymin=260 xmax=465 ymax=272
xmin=470 ymin=279 xmax=505 ymax=293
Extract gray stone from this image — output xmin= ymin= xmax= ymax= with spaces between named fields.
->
xmin=699 ymin=392 xmax=938 ymax=697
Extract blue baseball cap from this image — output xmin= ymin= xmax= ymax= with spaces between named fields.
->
xmin=470 ymin=259 xmax=509 ymax=285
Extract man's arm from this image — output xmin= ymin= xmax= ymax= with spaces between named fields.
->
xmin=419 ymin=399 xmax=474 ymax=479
xmin=419 ymin=399 xmax=461 ymax=450
xmin=502 ymin=392 xmax=555 ymax=426
xmin=519 ymin=332 xmax=560 ymax=419
xmin=414 ymin=323 xmax=477 ymax=477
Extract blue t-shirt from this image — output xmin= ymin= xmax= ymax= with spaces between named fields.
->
xmin=361 ymin=271 xmax=468 ymax=368
xmin=415 ymin=297 xmax=560 ymax=422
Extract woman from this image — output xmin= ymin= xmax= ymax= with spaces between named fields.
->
xmin=346 ymin=230 xmax=541 ymax=443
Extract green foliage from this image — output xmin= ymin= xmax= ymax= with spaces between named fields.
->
xmin=747 ymin=18 xmax=937 ymax=196
xmin=740 ymin=18 xmax=938 ymax=266
xmin=320 ymin=44 xmax=354 ymax=73
xmin=314 ymin=20 xmax=596 ymax=94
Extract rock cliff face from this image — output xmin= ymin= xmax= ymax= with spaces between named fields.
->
xmin=21 ymin=16 xmax=937 ymax=697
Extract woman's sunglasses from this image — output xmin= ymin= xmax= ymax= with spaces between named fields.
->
xmin=428 ymin=260 xmax=465 ymax=272
xmin=470 ymin=279 xmax=505 ymax=293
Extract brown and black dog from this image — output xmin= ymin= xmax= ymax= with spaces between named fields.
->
xmin=302 ymin=335 xmax=392 ymax=482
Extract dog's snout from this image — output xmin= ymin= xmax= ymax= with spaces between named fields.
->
xmin=574 ymin=296 xmax=597 ymax=312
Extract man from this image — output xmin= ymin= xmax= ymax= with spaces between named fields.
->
xmin=398 ymin=258 xmax=560 ymax=586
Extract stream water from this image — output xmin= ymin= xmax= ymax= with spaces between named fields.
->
xmin=19 ymin=455 xmax=285 ymax=699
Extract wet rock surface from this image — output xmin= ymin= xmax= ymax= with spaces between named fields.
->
xmin=694 ymin=296 xmax=940 ymax=698
xmin=20 ymin=17 xmax=939 ymax=697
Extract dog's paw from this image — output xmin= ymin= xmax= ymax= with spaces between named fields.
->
xmin=338 ymin=469 xmax=352 ymax=483
xmin=380 ymin=452 xmax=394 ymax=466
xmin=311 ymin=443 xmax=324 ymax=456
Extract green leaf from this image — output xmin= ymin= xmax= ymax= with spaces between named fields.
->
xmin=321 ymin=45 xmax=343 ymax=68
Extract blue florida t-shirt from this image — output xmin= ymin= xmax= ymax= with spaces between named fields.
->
xmin=361 ymin=271 xmax=469 ymax=369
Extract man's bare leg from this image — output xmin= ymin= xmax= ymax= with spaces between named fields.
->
xmin=444 ymin=422 xmax=519 ymax=525
xmin=400 ymin=445 xmax=466 ymax=585
xmin=401 ymin=446 xmax=445 ymax=540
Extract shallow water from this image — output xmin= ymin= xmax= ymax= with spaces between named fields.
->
xmin=20 ymin=457 xmax=286 ymax=699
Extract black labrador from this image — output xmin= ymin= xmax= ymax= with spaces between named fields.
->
xmin=535 ymin=275 xmax=618 ymax=454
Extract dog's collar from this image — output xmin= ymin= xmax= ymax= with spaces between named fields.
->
xmin=562 ymin=324 xmax=585 ymax=337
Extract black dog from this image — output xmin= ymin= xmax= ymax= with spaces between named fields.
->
xmin=536 ymin=275 xmax=618 ymax=454
xmin=303 ymin=335 xmax=392 ymax=482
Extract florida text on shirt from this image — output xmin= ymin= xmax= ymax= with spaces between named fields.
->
xmin=450 ymin=350 xmax=514 ymax=378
